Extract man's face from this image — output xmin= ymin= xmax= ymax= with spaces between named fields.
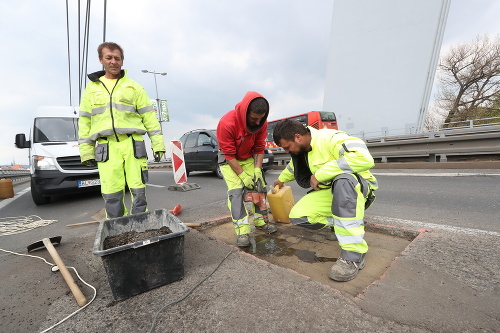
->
xmin=246 ymin=111 xmax=266 ymax=132
xmin=99 ymin=47 xmax=123 ymax=78
xmin=278 ymin=134 xmax=310 ymax=155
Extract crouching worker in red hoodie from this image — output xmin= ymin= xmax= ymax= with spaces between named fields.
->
xmin=216 ymin=91 xmax=278 ymax=247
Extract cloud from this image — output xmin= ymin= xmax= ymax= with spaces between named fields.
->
xmin=1 ymin=0 xmax=499 ymax=165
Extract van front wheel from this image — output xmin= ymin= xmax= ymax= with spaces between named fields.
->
xmin=31 ymin=179 xmax=50 ymax=205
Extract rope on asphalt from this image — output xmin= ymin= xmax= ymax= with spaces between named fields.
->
xmin=148 ymin=248 xmax=235 ymax=333
xmin=0 ymin=247 xmax=97 ymax=333
xmin=0 ymin=215 xmax=57 ymax=236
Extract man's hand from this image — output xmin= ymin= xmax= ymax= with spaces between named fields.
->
xmin=254 ymin=167 xmax=266 ymax=186
xmin=154 ymin=151 xmax=165 ymax=162
xmin=310 ymin=174 xmax=321 ymax=191
xmin=238 ymin=171 xmax=254 ymax=189
xmin=83 ymin=159 xmax=97 ymax=167
xmin=273 ymin=179 xmax=285 ymax=189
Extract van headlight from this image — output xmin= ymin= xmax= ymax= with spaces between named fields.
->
xmin=33 ymin=155 xmax=57 ymax=170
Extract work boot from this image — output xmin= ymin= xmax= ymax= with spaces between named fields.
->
xmin=236 ymin=234 xmax=250 ymax=247
xmin=256 ymin=223 xmax=277 ymax=234
xmin=328 ymin=257 xmax=366 ymax=282
xmin=325 ymin=228 xmax=338 ymax=241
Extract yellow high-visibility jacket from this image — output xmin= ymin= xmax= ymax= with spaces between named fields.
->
xmin=278 ymin=127 xmax=378 ymax=190
xmin=78 ymin=70 xmax=165 ymax=162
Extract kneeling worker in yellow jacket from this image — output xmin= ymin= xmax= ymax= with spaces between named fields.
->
xmin=273 ymin=119 xmax=377 ymax=281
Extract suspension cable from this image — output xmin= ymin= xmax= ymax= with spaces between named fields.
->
xmin=78 ymin=0 xmax=81 ymax=98
xmin=84 ymin=0 xmax=91 ymax=91
xmin=65 ymin=0 xmax=72 ymax=107
xmin=103 ymin=0 xmax=107 ymax=42
xmin=79 ymin=0 xmax=91 ymax=103
xmin=69 ymin=0 xmax=106 ymax=105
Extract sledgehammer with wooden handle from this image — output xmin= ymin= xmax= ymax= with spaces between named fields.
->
xmin=184 ymin=223 xmax=201 ymax=227
xmin=169 ymin=204 xmax=182 ymax=216
xmin=40 ymin=238 xmax=87 ymax=306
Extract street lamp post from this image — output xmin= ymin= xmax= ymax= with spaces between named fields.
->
xmin=141 ymin=69 xmax=167 ymax=121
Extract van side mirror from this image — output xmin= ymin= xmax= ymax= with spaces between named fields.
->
xmin=15 ymin=133 xmax=31 ymax=149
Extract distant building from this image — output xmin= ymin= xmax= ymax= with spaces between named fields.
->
xmin=10 ymin=164 xmax=24 ymax=170
xmin=1 ymin=164 xmax=26 ymax=170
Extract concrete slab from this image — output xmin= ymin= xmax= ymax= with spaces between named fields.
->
xmin=356 ymin=220 xmax=500 ymax=332
xmin=2 ymin=215 xmax=499 ymax=332
xmin=25 ymin=229 xmax=425 ymax=333
xmin=168 ymin=182 xmax=201 ymax=192
xmin=1 ymin=198 xmax=498 ymax=332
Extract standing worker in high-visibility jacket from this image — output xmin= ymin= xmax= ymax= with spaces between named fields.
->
xmin=78 ymin=42 xmax=166 ymax=219
xmin=273 ymin=119 xmax=378 ymax=282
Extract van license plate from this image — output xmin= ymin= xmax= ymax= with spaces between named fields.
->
xmin=263 ymin=158 xmax=269 ymax=163
xmin=78 ymin=179 xmax=101 ymax=188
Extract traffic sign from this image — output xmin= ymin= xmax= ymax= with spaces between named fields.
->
xmin=170 ymin=140 xmax=187 ymax=184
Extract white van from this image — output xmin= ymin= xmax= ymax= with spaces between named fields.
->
xmin=15 ymin=106 xmax=100 ymax=205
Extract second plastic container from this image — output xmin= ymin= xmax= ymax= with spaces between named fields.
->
xmin=267 ymin=185 xmax=295 ymax=223
xmin=0 ymin=178 xmax=14 ymax=199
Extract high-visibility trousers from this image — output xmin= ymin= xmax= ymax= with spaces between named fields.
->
xmin=289 ymin=173 xmax=368 ymax=262
xmin=220 ymin=157 xmax=267 ymax=235
xmin=97 ymin=135 xmax=148 ymax=219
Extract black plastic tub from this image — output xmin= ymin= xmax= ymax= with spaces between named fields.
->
xmin=93 ymin=209 xmax=189 ymax=301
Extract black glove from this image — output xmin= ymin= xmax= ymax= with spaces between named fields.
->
xmin=154 ymin=151 xmax=165 ymax=162
xmin=83 ymin=159 xmax=97 ymax=167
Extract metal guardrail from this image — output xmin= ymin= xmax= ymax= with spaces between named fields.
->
xmin=148 ymin=121 xmax=499 ymax=167
xmin=364 ymin=124 xmax=500 ymax=162
xmin=268 ymin=125 xmax=500 ymax=164
xmin=358 ymin=116 xmax=500 ymax=140
xmin=268 ymin=117 xmax=500 ymax=164
xmin=0 ymin=169 xmax=30 ymax=182
xmin=149 ymin=162 xmax=171 ymax=169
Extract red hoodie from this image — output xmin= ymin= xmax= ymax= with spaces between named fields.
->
xmin=216 ymin=91 xmax=269 ymax=161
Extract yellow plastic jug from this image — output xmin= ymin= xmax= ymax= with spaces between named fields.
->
xmin=267 ymin=185 xmax=295 ymax=223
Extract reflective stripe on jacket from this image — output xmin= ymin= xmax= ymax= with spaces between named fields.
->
xmin=78 ymin=70 xmax=165 ymax=162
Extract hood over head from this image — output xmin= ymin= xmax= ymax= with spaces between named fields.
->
xmin=235 ymin=91 xmax=269 ymax=134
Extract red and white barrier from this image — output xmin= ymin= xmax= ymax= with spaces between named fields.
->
xmin=170 ymin=140 xmax=187 ymax=184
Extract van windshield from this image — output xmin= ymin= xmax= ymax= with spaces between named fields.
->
xmin=34 ymin=117 xmax=79 ymax=143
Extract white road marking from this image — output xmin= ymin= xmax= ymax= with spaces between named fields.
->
xmin=372 ymin=172 xmax=500 ymax=177
xmin=267 ymin=170 xmax=500 ymax=177
xmin=0 ymin=184 xmax=166 ymax=210
xmin=0 ymin=187 xmax=30 ymax=210
xmin=368 ymin=215 xmax=500 ymax=236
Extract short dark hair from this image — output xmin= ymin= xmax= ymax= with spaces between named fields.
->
xmin=273 ymin=119 xmax=309 ymax=144
xmin=98 ymin=42 xmax=124 ymax=60
xmin=248 ymin=97 xmax=269 ymax=115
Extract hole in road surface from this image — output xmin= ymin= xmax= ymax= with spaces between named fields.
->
xmin=200 ymin=219 xmax=416 ymax=297
xmin=244 ymin=234 xmax=337 ymax=263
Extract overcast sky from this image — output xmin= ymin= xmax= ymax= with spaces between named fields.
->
xmin=1 ymin=0 xmax=499 ymax=165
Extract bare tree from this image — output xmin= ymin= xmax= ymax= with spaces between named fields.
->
xmin=435 ymin=34 xmax=500 ymax=127
xmin=423 ymin=104 xmax=447 ymax=131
